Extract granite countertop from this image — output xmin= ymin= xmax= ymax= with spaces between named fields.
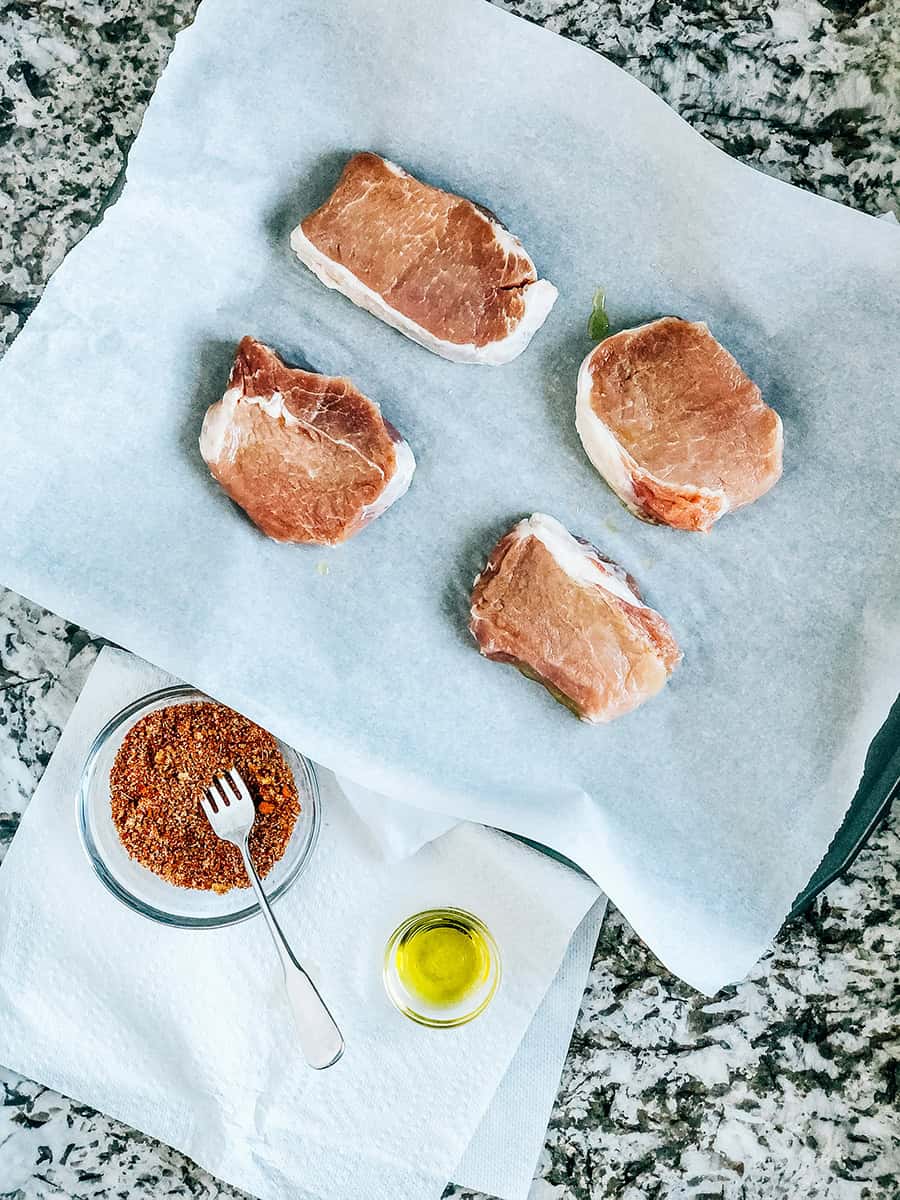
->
xmin=1 ymin=2 xmax=898 ymax=1198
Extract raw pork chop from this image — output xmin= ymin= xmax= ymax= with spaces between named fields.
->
xmin=199 ymin=337 xmax=414 ymax=545
xmin=291 ymin=152 xmax=558 ymax=364
xmin=469 ymin=513 xmax=680 ymax=723
xmin=576 ymin=318 xmax=783 ymax=532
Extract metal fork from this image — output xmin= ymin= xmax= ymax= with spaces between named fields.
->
xmin=201 ymin=768 xmax=344 ymax=1070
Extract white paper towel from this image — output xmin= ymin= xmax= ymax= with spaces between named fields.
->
xmin=1 ymin=0 xmax=898 ymax=995
xmin=454 ymin=902 xmax=602 ymax=1199
xmin=0 ymin=648 xmax=601 ymax=1200
xmin=331 ymin=781 xmax=609 ymax=1200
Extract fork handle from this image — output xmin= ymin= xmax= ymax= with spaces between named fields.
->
xmin=239 ymin=839 xmax=344 ymax=1070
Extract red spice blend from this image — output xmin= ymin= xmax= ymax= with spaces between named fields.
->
xmin=109 ymin=701 xmax=300 ymax=892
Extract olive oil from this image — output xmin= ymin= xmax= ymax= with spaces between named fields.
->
xmin=396 ymin=915 xmax=490 ymax=1005
xmin=384 ymin=908 xmax=501 ymax=1027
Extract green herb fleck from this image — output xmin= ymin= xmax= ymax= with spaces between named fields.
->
xmin=588 ymin=288 xmax=610 ymax=341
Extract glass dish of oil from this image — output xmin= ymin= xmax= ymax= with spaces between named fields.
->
xmin=383 ymin=908 xmax=501 ymax=1027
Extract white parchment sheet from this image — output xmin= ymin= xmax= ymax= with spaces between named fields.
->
xmin=1 ymin=0 xmax=898 ymax=992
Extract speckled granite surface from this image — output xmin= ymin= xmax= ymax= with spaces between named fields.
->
xmin=1 ymin=2 xmax=898 ymax=1197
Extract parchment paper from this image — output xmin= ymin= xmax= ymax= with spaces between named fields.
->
xmin=1 ymin=0 xmax=898 ymax=993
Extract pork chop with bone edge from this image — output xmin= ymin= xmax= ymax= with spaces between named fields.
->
xmin=291 ymin=152 xmax=558 ymax=365
xmin=575 ymin=317 xmax=783 ymax=532
xmin=469 ymin=513 xmax=681 ymax=723
xmin=199 ymin=337 xmax=414 ymax=545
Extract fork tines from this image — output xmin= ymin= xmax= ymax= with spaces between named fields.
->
xmin=201 ymin=768 xmax=254 ymax=834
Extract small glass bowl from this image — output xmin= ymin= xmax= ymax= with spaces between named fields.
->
xmin=77 ymin=685 xmax=320 ymax=929
xmin=383 ymin=908 xmax=501 ymax=1028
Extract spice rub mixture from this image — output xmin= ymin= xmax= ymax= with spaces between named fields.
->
xmin=109 ymin=702 xmax=300 ymax=892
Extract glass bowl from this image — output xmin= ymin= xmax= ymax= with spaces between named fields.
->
xmin=77 ymin=685 xmax=320 ymax=928
xmin=383 ymin=908 xmax=501 ymax=1027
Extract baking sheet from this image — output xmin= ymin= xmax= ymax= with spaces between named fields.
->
xmin=789 ymin=698 xmax=900 ymax=916
xmin=1 ymin=0 xmax=898 ymax=993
